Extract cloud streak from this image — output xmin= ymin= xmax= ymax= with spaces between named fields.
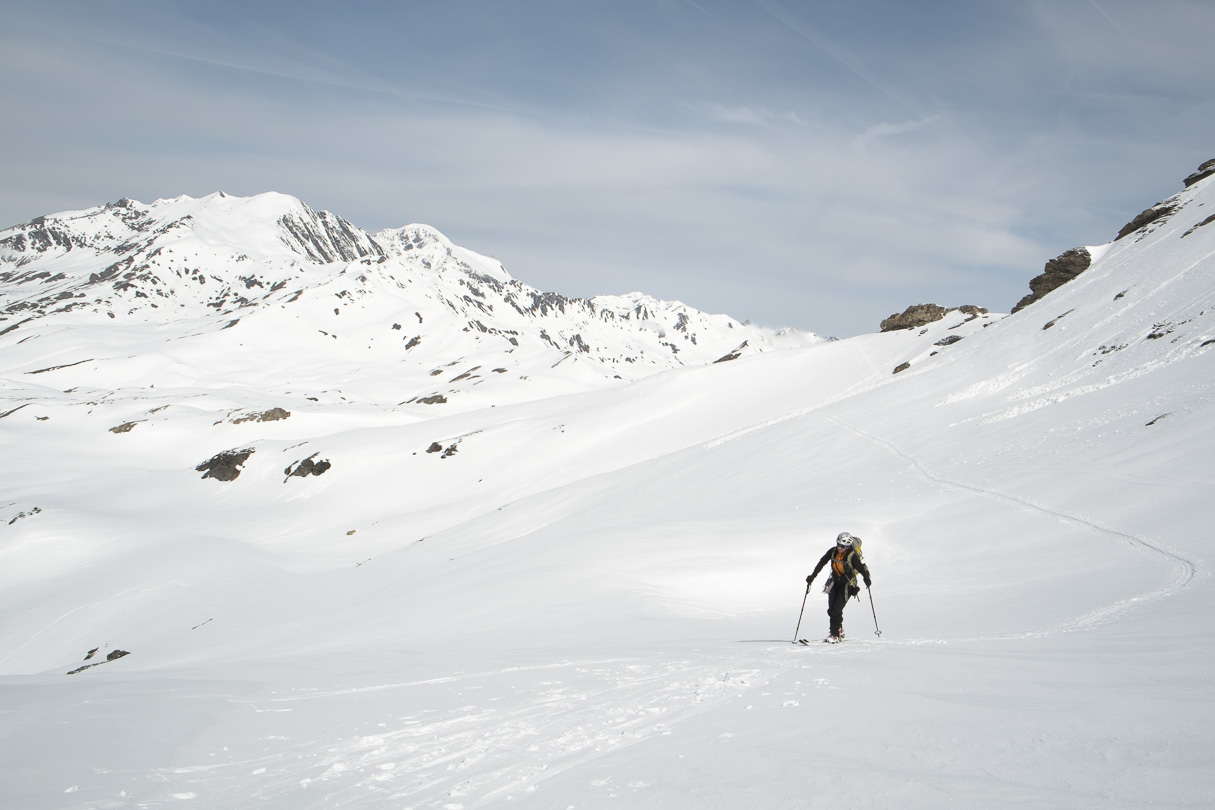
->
xmin=752 ymin=0 xmax=925 ymax=118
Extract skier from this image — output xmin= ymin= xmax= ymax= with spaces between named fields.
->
xmin=805 ymin=532 xmax=872 ymax=643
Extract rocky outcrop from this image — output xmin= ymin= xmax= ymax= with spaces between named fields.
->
xmin=881 ymin=304 xmax=948 ymax=332
xmin=6 ymin=506 xmax=41 ymax=525
xmin=230 ymin=407 xmax=290 ymax=424
xmin=67 ymin=649 xmax=130 ymax=675
xmin=1183 ymin=158 xmax=1215 ymax=188
xmin=1181 ymin=214 xmax=1215 ymax=239
xmin=1116 ymin=202 xmax=1179 ymax=241
xmin=1011 ymin=248 xmax=1092 ymax=314
xmin=880 ymin=304 xmax=987 ymax=332
xmin=196 ymin=448 xmax=254 ymax=481
xmin=284 ymin=454 xmax=331 ymax=480
xmin=713 ymin=341 xmax=749 ymax=363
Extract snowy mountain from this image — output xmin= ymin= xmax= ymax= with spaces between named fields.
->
xmin=0 ymin=192 xmax=816 ymax=415
xmin=1 ymin=162 xmax=1213 ymax=810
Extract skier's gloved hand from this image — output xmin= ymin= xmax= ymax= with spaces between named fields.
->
xmin=805 ymin=575 xmax=814 ymax=585
xmin=863 ymin=574 xmax=872 ymax=588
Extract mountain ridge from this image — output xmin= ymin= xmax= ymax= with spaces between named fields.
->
xmin=1 ymin=191 xmax=819 ymax=410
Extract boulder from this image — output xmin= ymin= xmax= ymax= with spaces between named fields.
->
xmin=880 ymin=304 xmax=949 ymax=332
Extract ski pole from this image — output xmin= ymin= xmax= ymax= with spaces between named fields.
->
xmin=867 ymin=585 xmax=882 ymax=638
xmin=792 ymin=582 xmax=811 ymax=643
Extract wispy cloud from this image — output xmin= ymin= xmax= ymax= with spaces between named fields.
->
xmin=702 ymin=104 xmax=803 ymax=127
xmin=1086 ymin=0 xmax=1136 ymax=43
xmin=752 ymin=0 xmax=925 ymax=118
xmin=852 ymin=115 xmax=946 ymax=151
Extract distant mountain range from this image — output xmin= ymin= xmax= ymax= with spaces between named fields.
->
xmin=0 ymin=192 xmax=817 ymax=410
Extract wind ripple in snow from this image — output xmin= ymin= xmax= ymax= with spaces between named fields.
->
xmin=146 ymin=656 xmax=782 ymax=809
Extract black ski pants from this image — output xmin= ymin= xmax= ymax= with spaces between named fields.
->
xmin=827 ymin=580 xmax=852 ymax=637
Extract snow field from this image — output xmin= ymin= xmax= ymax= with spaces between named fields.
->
xmin=3 ymin=178 xmax=1215 ymax=807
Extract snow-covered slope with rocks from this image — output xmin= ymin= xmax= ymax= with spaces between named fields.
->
xmin=0 ymin=192 xmax=815 ymax=416
xmin=1 ymin=163 xmax=1213 ymax=810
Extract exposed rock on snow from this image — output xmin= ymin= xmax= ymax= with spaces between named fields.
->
xmin=196 ymin=449 xmax=255 ymax=481
xmin=880 ymin=304 xmax=986 ymax=332
xmin=1011 ymin=247 xmax=1092 ymax=314
xmin=1042 ymin=309 xmax=1076 ymax=330
xmin=713 ymin=341 xmax=749 ymax=363
xmin=881 ymin=303 xmax=948 ymax=332
xmin=4 ymin=505 xmax=41 ymax=525
xmin=284 ymin=454 xmax=331 ymax=480
xmin=1181 ymin=214 xmax=1215 ymax=239
xmin=66 ymin=649 xmax=130 ymax=675
xmin=1115 ymin=200 xmax=1179 ymax=241
xmin=1183 ymin=158 xmax=1215 ymax=188
xmin=230 ymin=408 xmax=290 ymax=424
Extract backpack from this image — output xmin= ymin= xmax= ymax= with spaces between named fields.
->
xmin=830 ymin=538 xmax=863 ymax=581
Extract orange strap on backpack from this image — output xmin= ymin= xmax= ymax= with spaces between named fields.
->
xmin=831 ymin=547 xmax=849 ymax=578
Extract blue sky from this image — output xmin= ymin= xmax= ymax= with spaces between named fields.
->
xmin=2 ymin=1 xmax=1213 ymax=336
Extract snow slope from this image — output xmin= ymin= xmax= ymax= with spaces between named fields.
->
xmin=1 ymin=166 xmax=1213 ymax=809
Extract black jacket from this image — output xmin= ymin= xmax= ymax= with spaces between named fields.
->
xmin=809 ymin=546 xmax=871 ymax=590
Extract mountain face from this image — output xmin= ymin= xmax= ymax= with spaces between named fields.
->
xmin=0 ymin=192 xmax=816 ymax=411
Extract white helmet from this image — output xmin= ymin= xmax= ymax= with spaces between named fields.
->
xmin=836 ymin=532 xmax=856 ymax=547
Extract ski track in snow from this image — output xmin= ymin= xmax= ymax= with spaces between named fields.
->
xmin=817 ymin=413 xmax=1198 ymax=640
xmin=702 ymin=396 xmax=1198 ymax=645
xmin=137 ymin=655 xmax=802 ymax=809
xmin=701 ymin=341 xmax=888 ymax=450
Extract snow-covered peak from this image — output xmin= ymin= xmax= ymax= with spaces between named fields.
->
xmin=0 ymin=190 xmax=382 ymax=270
xmin=375 ymin=223 xmax=513 ymax=284
xmin=1 ymin=192 xmax=819 ymax=410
